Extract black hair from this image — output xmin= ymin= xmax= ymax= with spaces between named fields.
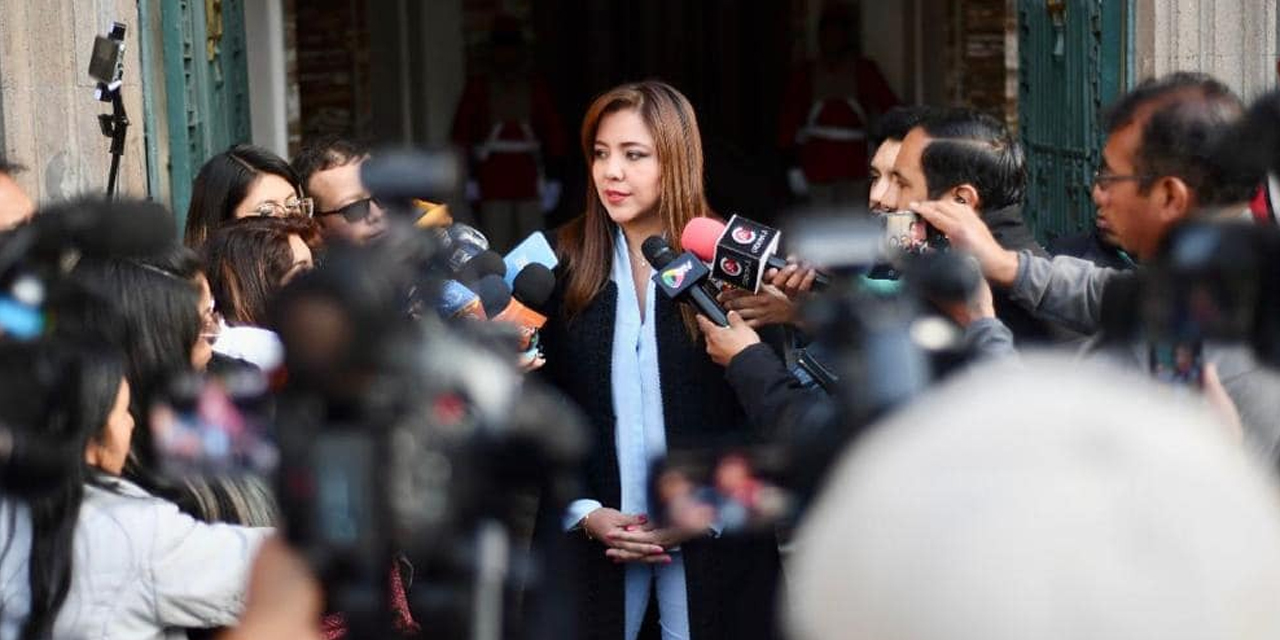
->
xmin=139 ymin=244 xmax=204 ymax=281
xmin=290 ymin=136 xmax=370 ymax=193
xmin=1102 ymin=72 xmax=1254 ymax=206
xmin=918 ymin=108 xmax=1025 ymax=211
xmin=0 ymin=340 xmax=125 ymax=640
xmin=871 ymin=105 xmax=930 ymax=149
xmin=68 ymin=258 xmax=200 ymax=471
xmin=0 ymin=157 xmax=25 ymax=176
xmin=184 ymin=144 xmax=301 ymax=248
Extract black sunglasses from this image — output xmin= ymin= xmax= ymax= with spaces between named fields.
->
xmin=316 ymin=197 xmax=382 ymax=223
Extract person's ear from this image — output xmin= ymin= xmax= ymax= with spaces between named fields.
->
xmin=1152 ymin=176 xmax=1193 ymax=224
xmin=951 ymin=184 xmax=982 ymax=210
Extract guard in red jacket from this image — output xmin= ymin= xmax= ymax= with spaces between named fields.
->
xmin=451 ymin=15 xmax=566 ymax=252
xmin=778 ymin=6 xmax=899 ymax=208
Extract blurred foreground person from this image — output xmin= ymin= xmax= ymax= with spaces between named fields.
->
xmin=0 ymin=341 xmax=271 ymax=640
xmin=0 ymin=158 xmax=35 ymax=231
xmin=789 ymin=354 xmax=1280 ymax=640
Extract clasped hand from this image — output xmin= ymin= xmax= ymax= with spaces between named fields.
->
xmin=581 ymin=508 xmax=704 ymax=564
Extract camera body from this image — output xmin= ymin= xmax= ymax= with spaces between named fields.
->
xmin=89 ymin=22 xmax=126 ymax=89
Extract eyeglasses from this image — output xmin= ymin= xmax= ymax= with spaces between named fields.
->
xmin=249 ymin=196 xmax=315 ymax=218
xmin=316 ymin=197 xmax=382 ymax=223
xmin=200 ymin=303 xmax=223 ymax=343
xmin=1092 ymin=169 xmax=1153 ymax=189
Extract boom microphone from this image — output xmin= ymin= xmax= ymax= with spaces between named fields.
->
xmin=682 ymin=216 xmax=830 ymax=292
xmin=641 ymin=236 xmax=730 ymax=327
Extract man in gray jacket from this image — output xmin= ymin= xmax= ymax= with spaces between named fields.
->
xmin=913 ymin=72 xmax=1280 ymax=458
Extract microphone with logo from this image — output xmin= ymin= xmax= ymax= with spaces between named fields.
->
xmin=641 ymin=236 xmax=730 ymax=327
xmin=682 ymin=215 xmax=831 ymax=292
xmin=437 ymin=279 xmax=488 ymax=321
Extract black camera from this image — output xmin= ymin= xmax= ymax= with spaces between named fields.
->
xmin=88 ymin=22 xmax=127 ymax=88
xmin=1101 ymin=219 xmax=1280 ymax=370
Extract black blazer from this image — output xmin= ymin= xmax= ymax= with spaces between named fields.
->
xmin=536 ymin=271 xmax=781 ymax=640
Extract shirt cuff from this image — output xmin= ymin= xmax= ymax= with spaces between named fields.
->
xmin=563 ymin=499 xmax=603 ymax=532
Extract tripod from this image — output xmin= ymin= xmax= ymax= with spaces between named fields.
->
xmin=96 ymin=82 xmax=129 ymax=200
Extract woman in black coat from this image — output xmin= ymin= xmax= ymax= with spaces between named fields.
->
xmin=536 ymin=81 xmax=781 ymax=640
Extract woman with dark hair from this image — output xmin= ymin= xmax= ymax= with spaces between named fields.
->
xmin=136 ymin=245 xmax=280 ymax=527
xmin=70 ymin=257 xmax=204 ymax=460
xmin=202 ymin=216 xmax=319 ymax=370
xmin=139 ymin=244 xmax=222 ymax=371
xmin=537 ymin=81 xmax=781 ymax=640
xmin=184 ymin=144 xmax=314 ymax=248
xmin=0 ymin=340 xmax=271 ymax=640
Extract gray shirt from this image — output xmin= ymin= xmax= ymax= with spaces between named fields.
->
xmin=1009 ymin=249 xmax=1280 ymax=459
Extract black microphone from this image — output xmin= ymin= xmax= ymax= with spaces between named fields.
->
xmin=511 ymin=263 xmax=555 ymax=313
xmin=641 ymin=236 xmax=730 ymax=327
xmin=475 ymin=274 xmax=514 ymax=319
xmin=455 ymin=249 xmax=507 ymax=284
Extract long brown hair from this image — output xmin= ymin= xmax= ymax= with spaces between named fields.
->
xmin=558 ymin=81 xmax=711 ymax=336
xmin=202 ymin=216 xmax=321 ymax=327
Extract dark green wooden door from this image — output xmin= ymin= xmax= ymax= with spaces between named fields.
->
xmin=159 ymin=0 xmax=251 ymax=230
xmin=1017 ymin=0 xmax=1125 ymax=244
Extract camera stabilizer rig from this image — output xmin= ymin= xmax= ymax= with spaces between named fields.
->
xmin=88 ymin=22 xmax=129 ymax=199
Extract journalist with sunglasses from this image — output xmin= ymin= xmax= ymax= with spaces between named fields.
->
xmin=292 ymin=136 xmax=389 ymax=245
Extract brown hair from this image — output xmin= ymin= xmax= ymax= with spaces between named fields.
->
xmin=558 ymin=81 xmax=712 ymax=336
xmin=202 ymin=217 xmax=321 ymax=327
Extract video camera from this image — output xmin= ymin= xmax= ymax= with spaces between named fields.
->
xmin=1101 ymin=219 xmax=1280 ymax=372
xmin=648 ymin=209 xmax=988 ymax=535
xmin=210 ymin=148 xmax=582 ymax=639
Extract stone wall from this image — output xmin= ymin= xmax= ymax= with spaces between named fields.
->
xmin=0 ymin=0 xmax=148 ymax=203
xmin=1133 ymin=0 xmax=1278 ymax=100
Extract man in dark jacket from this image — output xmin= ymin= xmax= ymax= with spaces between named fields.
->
xmin=913 ymin=73 xmax=1280 ymax=458
xmin=882 ymin=108 xmax=1062 ymax=343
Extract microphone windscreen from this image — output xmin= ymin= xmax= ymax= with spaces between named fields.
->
xmin=641 ymin=235 xmax=677 ymax=269
xmin=438 ymin=279 xmax=486 ymax=320
xmin=680 ymin=217 xmax=726 ymax=262
xmin=475 ymin=274 xmax=513 ymax=319
xmin=460 ymin=250 xmax=507 ymax=283
xmin=512 ymin=263 xmax=555 ymax=309
xmin=33 ymin=199 xmax=176 ymax=258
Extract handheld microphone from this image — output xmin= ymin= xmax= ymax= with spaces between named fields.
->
xmin=477 ymin=273 xmax=547 ymax=351
xmin=437 ymin=279 xmax=487 ymax=321
xmin=641 ymin=236 xmax=730 ymax=327
xmin=682 ymin=216 xmax=830 ymax=292
xmin=455 ymin=249 xmax=507 ymax=284
xmin=511 ymin=263 xmax=555 ymax=313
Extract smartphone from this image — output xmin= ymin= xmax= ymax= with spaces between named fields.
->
xmin=1149 ymin=340 xmax=1205 ymax=389
xmin=881 ymin=211 xmax=947 ymax=256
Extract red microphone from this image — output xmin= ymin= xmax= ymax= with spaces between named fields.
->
xmin=682 ymin=216 xmax=829 ymax=292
